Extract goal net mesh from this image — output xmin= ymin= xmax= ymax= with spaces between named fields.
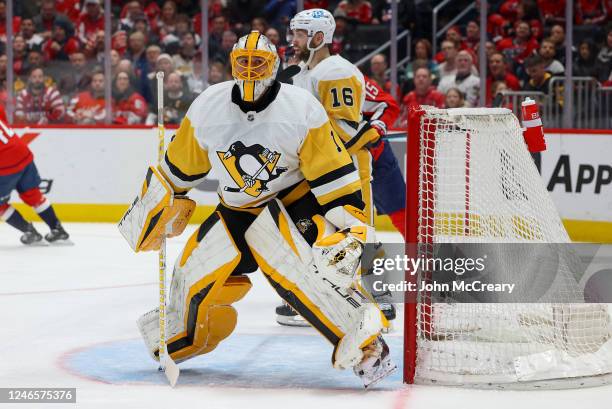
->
xmin=409 ymin=107 xmax=612 ymax=387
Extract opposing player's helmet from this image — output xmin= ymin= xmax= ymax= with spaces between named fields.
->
xmin=230 ymin=31 xmax=280 ymax=102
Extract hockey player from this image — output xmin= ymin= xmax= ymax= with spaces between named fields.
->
xmin=275 ymin=9 xmax=393 ymax=326
xmin=0 ymin=106 xmax=70 ymax=244
xmin=118 ymin=32 xmax=395 ymax=388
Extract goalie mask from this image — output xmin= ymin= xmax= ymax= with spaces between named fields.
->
xmin=289 ymin=8 xmax=335 ymax=65
xmin=230 ymin=31 xmax=280 ymax=102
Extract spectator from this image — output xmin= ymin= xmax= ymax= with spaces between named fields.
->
xmin=485 ymin=41 xmax=497 ymax=59
xmin=250 ymin=17 xmax=269 ymax=34
xmin=438 ymin=51 xmax=480 ymax=106
xmin=402 ymin=67 xmax=445 ymax=109
xmin=263 ymin=1 xmax=296 ymax=28
xmin=0 ymin=54 xmax=7 ymax=98
xmin=265 ymin=27 xmax=286 ymax=61
xmin=597 ymin=27 xmax=612 ymax=80
xmin=334 ymin=0 xmax=373 ymax=24
xmin=77 ymin=0 xmax=104 ymax=49
xmin=67 ymin=70 xmax=107 ymax=124
xmin=445 ymin=88 xmax=466 ymax=108
xmin=147 ymin=54 xmax=177 ymax=107
xmin=576 ymin=0 xmax=607 ymax=25
xmin=110 ymin=49 xmax=121 ymax=77
xmin=491 ymin=80 xmax=510 ymax=107
xmin=369 ymin=54 xmax=391 ymax=92
xmin=126 ymin=31 xmax=149 ymax=85
xmin=523 ymin=55 xmax=553 ymax=93
xmin=305 ymin=0 xmax=329 ymax=10
xmin=549 ymin=24 xmax=567 ymax=63
xmin=20 ymin=50 xmax=49 ymax=85
xmin=145 ymin=45 xmax=162 ymax=72
xmin=119 ymin=1 xmax=145 ymax=32
xmin=20 ymin=18 xmax=45 ymax=51
xmin=34 ymin=0 xmax=74 ymax=41
xmin=57 ymin=51 xmax=91 ymax=100
xmin=539 ymin=38 xmax=565 ymax=75
xmin=209 ymin=61 xmax=228 ymax=86
xmin=173 ymin=32 xmax=198 ymax=77
xmin=164 ymin=14 xmax=199 ymax=48
xmin=42 ymin=20 xmax=80 ymax=62
xmin=227 ymin=0 xmax=267 ymax=34
xmin=15 ymin=68 xmax=66 ymax=125
xmin=112 ymin=30 xmax=128 ymax=56
xmin=486 ymin=52 xmax=521 ymax=105
xmin=13 ymin=35 xmax=28 ymax=76
xmin=404 ymin=39 xmax=439 ymax=86
xmin=538 ymin=0 xmax=566 ymax=25
xmin=112 ymin=71 xmax=147 ymax=125
xmin=156 ymin=0 xmax=179 ymax=39
xmin=331 ymin=12 xmax=349 ymax=55
xmin=213 ymin=30 xmax=238 ymax=65
xmin=0 ymin=0 xmax=21 ymax=42
xmin=55 ymin=0 xmax=81 ymax=22
xmin=438 ymin=40 xmax=459 ymax=81
xmin=496 ymin=20 xmax=539 ymax=68
xmin=465 ymin=21 xmax=480 ymax=53
xmin=208 ymin=15 xmax=227 ymax=60
xmin=573 ymin=40 xmax=607 ymax=80
xmin=146 ymin=72 xmax=193 ymax=125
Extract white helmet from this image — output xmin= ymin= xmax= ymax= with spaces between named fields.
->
xmin=289 ymin=8 xmax=335 ymax=55
xmin=230 ymin=31 xmax=280 ymax=102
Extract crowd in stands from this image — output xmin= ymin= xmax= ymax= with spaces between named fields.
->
xmin=0 ymin=0 xmax=609 ymax=127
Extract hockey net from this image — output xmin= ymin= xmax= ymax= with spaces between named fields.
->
xmin=403 ymin=106 xmax=612 ymax=388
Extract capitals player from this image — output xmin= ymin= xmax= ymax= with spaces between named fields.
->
xmin=275 ymin=9 xmax=397 ymax=326
xmin=118 ymin=32 xmax=395 ymax=387
xmin=0 ymin=106 xmax=70 ymax=244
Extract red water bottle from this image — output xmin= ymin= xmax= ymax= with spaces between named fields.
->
xmin=521 ymin=97 xmax=547 ymax=153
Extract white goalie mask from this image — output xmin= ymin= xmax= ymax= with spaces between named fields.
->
xmin=230 ymin=31 xmax=280 ymax=102
xmin=289 ymin=8 xmax=335 ymax=65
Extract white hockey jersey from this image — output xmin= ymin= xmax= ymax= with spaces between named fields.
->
xmin=159 ymin=80 xmax=362 ymax=210
xmin=291 ymin=55 xmax=379 ymax=154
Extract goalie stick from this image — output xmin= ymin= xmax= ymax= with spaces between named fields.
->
xmin=156 ymin=71 xmax=180 ymax=387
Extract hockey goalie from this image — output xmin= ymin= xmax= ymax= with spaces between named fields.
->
xmin=118 ymin=32 xmax=395 ymax=388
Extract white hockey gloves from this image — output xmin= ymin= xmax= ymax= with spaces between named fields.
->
xmin=118 ymin=166 xmax=195 ymax=252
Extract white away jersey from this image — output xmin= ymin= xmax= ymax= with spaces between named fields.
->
xmin=158 ymin=81 xmax=362 ymax=209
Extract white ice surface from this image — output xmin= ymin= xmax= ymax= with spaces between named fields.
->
xmin=1 ymin=222 xmax=611 ymax=409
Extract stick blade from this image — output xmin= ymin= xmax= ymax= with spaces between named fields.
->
xmin=162 ymin=356 xmax=180 ymax=387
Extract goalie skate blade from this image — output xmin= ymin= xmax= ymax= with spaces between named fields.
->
xmin=363 ymin=362 xmax=397 ymax=389
xmin=162 ymin=356 xmax=180 ymax=387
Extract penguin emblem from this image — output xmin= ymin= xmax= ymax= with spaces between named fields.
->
xmin=217 ymin=142 xmax=288 ymax=197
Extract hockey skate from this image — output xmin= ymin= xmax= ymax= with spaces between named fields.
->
xmin=353 ymin=336 xmax=396 ymax=388
xmin=44 ymin=224 xmax=72 ymax=245
xmin=20 ymin=224 xmax=44 ymax=245
xmin=275 ymin=301 xmax=310 ymax=327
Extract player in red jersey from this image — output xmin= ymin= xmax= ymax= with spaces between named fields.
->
xmin=0 ymin=106 xmax=70 ymax=244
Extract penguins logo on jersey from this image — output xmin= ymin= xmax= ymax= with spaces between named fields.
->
xmin=217 ymin=141 xmax=288 ymax=197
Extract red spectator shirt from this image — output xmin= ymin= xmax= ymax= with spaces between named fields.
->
xmin=67 ymin=91 xmax=107 ymax=124
xmin=15 ymin=86 xmax=66 ymax=125
xmin=576 ymin=0 xmax=607 ymax=24
xmin=0 ymin=106 xmax=33 ymax=176
xmin=113 ymin=92 xmax=148 ymax=125
xmin=304 ymin=0 xmax=330 ymax=9
xmin=496 ymin=37 xmax=539 ymax=65
xmin=42 ymin=37 xmax=80 ymax=61
xmin=56 ymin=0 xmax=81 ymax=23
xmin=77 ymin=12 xmax=105 ymax=45
xmin=336 ymin=1 xmax=373 ymax=24
xmin=402 ymin=87 xmax=445 ymax=109
xmin=0 ymin=16 xmax=21 ymax=41
xmin=538 ymin=0 xmax=566 ymax=20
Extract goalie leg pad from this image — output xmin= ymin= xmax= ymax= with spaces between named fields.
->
xmin=118 ymin=166 xmax=195 ymax=252
xmin=137 ymin=211 xmax=250 ymax=363
xmin=245 ymin=199 xmax=387 ymax=368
